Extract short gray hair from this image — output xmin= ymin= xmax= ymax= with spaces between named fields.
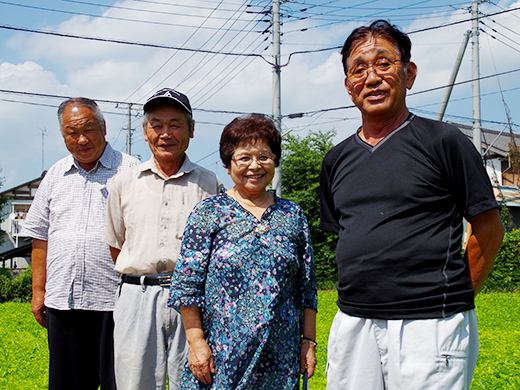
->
xmin=58 ymin=98 xmax=105 ymax=134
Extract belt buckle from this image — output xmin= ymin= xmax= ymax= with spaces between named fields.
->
xmin=158 ymin=275 xmax=172 ymax=287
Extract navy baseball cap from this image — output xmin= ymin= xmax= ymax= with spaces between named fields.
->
xmin=143 ymin=88 xmax=192 ymax=114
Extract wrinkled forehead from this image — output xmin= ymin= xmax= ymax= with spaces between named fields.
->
xmin=347 ymin=35 xmax=400 ymax=65
xmin=63 ymin=105 xmax=97 ymax=126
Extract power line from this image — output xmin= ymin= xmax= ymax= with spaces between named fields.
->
xmin=0 ymin=89 xmax=255 ymax=115
xmin=124 ymin=0 xmax=237 ymax=102
xmin=0 ymin=0 xmax=263 ymax=28
xmin=3 ymin=4 xmax=518 ymax=71
xmin=2 ymin=61 xmax=520 ymax=118
xmin=137 ymin=1 xmax=267 ymax=103
xmin=59 ymin=0 xmax=253 ymax=17
xmin=0 ymin=24 xmax=270 ymax=61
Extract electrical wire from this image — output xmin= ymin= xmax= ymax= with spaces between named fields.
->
xmin=124 ymin=0 xmax=233 ymax=102
xmin=0 ymin=0 xmax=259 ymax=28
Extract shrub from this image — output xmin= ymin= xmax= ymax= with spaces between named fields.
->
xmin=482 ymin=230 xmax=520 ymax=292
xmin=0 ymin=267 xmax=32 ymax=303
xmin=10 ymin=267 xmax=32 ymax=302
xmin=0 ymin=267 xmax=11 ymax=279
xmin=0 ymin=275 xmax=12 ymax=303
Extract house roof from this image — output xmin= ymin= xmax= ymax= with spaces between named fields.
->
xmin=0 ymin=172 xmax=46 ymax=201
xmin=0 ymin=241 xmax=32 ymax=261
xmin=495 ymin=186 xmax=520 ymax=207
xmin=448 ymin=121 xmax=520 ymax=159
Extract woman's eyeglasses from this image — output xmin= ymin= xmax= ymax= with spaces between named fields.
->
xmin=232 ymin=153 xmax=275 ymax=168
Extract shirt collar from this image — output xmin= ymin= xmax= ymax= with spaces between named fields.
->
xmin=138 ymin=154 xmax=196 ymax=180
xmin=65 ymin=142 xmax=115 ymax=174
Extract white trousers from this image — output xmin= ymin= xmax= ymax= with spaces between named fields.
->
xmin=114 ymin=282 xmax=188 ymax=390
xmin=326 ymin=309 xmax=479 ymax=390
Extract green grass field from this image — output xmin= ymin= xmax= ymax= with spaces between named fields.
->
xmin=1 ymin=293 xmax=519 ymax=389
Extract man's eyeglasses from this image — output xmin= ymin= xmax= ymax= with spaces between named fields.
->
xmin=232 ymin=153 xmax=275 ymax=169
xmin=347 ymin=58 xmax=403 ymax=85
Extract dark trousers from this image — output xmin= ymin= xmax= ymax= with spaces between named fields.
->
xmin=47 ymin=308 xmax=116 ymax=390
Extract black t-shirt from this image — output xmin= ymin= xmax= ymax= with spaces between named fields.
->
xmin=319 ymin=115 xmax=498 ymax=319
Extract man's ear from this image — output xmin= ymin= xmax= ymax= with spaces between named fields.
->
xmin=405 ymin=62 xmax=417 ymax=90
xmin=344 ymin=77 xmax=354 ymax=99
xmin=190 ymin=120 xmax=195 ymax=139
xmin=143 ymin=123 xmax=149 ymax=142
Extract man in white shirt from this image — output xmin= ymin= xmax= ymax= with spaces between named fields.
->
xmin=103 ymin=88 xmax=221 ymax=390
xmin=22 ymin=97 xmax=139 ymax=390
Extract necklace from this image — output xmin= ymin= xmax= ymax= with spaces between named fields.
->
xmin=232 ymin=187 xmax=272 ymax=208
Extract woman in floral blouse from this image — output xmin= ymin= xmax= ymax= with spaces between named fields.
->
xmin=168 ymin=114 xmax=318 ymax=389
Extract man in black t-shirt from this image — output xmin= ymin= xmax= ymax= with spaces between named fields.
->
xmin=319 ymin=20 xmax=504 ymax=390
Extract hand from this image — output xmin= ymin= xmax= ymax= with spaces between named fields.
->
xmin=188 ymin=338 xmax=215 ymax=385
xmin=31 ymin=293 xmax=47 ymax=328
xmin=300 ymin=341 xmax=317 ymax=378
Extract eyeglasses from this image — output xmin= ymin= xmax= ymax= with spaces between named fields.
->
xmin=347 ymin=58 xmax=403 ymax=85
xmin=232 ymin=153 xmax=275 ymax=169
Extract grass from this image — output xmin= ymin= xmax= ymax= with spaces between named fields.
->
xmin=1 ymin=293 xmax=519 ymax=389
xmin=0 ymin=302 xmax=48 ymax=389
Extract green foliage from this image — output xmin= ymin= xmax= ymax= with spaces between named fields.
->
xmin=499 ymin=204 xmax=514 ymax=231
xmin=0 ymin=276 xmax=12 ymax=303
xmin=306 ymin=292 xmax=520 ymax=390
xmin=0 ymin=267 xmax=32 ymax=303
xmin=1 ymin=293 xmax=519 ymax=389
xmin=0 ymin=302 xmax=49 ymax=389
xmin=470 ymin=293 xmax=520 ymax=389
xmin=281 ymin=130 xmax=338 ymax=289
xmin=482 ymin=230 xmax=520 ymax=293
xmin=0 ymin=267 xmax=11 ymax=279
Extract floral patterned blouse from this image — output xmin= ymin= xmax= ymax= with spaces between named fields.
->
xmin=168 ymin=192 xmax=318 ymax=390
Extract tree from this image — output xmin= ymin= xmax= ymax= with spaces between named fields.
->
xmin=281 ymin=130 xmax=338 ymax=289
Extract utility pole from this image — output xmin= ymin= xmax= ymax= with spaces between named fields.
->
xmin=472 ymin=0 xmax=482 ymax=155
xmin=437 ymin=31 xmax=471 ymax=121
xmin=271 ymin=0 xmax=282 ymax=197
xmin=126 ymin=103 xmax=133 ymax=155
xmin=38 ymin=127 xmax=48 ymax=173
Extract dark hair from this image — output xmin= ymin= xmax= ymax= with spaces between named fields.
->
xmin=220 ymin=114 xmax=281 ymax=169
xmin=58 ymin=97 xmax=105 ymax=133
xmin=341 ymin=20 xmax=412 ymax=76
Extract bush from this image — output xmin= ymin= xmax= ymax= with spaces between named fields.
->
xmin=0 ymin=275 xmax=12 ymax=303
xmin=281 ymin=130 xmax=339 ymax=289
xmin=0 ymin=267 xmax=32 ymax=303
xmin=483 ymin=230 xmax=520 ymax=292
xmin=0 ymin=267 xmax=11 ymax=279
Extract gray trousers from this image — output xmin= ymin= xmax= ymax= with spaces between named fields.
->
xmin=114 ymin=282 xmax=187 ymax=390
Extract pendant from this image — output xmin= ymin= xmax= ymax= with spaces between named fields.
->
xmin=255 ymin=223 xmax=270 ymax=235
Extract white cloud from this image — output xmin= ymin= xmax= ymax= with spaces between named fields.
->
xmin=1 ymin=0 xmax=520 ymax=190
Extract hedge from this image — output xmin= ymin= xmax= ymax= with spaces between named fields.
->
xmin=0 ymin=230 xmax=518 ymax=304
xmin=0 ymin=267 xmax=32 ymax=303
xmin=482 ymin=229 xmax=520 ymax=292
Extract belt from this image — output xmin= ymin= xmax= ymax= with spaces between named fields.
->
xmin=121 ymin=273 xmax=172 ymax=287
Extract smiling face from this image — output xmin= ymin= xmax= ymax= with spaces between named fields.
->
xmin=227 ymin=140 xmax=275 ymax=199
xmin=143 ymin=103 xmax=194 ymax=174
xmin=62 ymin=104 xmax=107 ymax=172
xmin=345 ymin=36 xmax=417 ymax=122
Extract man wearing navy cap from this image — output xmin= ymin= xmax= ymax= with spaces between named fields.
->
xmin=102 ymin=88 xmax=221 ymax=389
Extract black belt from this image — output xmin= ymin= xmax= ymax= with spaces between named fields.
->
xmin=121 ymin=274 xmax=172 ymax=287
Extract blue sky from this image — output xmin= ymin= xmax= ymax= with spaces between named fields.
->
xmin=1 ymin=0 xmax=519 ymax=190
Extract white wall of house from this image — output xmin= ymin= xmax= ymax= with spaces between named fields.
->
xmin=0 ymin=199 xmax=31 ymax=269
xmin=485 ymin=158 xmax=503 ymax=187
